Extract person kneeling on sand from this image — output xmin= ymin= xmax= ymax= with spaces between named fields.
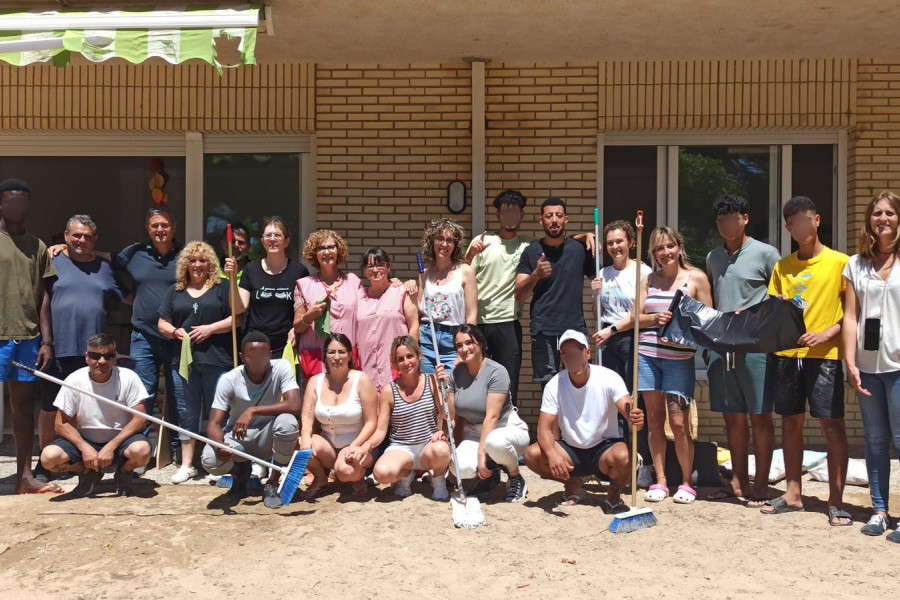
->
xmin=368 ymin=336 xmax=452 ymax=500
xmin=201 ymin=332 xmax=301 ymax=509
xmin=524 ymin=330 xmax=644 ymax=511
xmin=40 ymin=333 xmax=152 ymax=498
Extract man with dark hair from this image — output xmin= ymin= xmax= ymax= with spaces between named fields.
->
xmin=40 ymin=333 xmax=152 ymax=498
xmin=219 ymin=221 xmax=250 ymax=285
xmin=0 ymin=178 xmax=62 ymax=493
xmin=761 ymin=196 xmax=851 ymax=526
xmin=202 ymin=332 xmax=301 ymax=509
xmin=36 ymin=214 xmax=131 ymax=483
xmin=515 ymin=197 xmax=596 ymax=386
xmin=705 ymin=194 xmax=781 ymax=505
xmin=467 ymin=191 xmax=594 ymax=405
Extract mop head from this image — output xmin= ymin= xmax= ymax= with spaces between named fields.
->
xmin=609 ymin=506 xmax=658 ymax=533
xmin=451 ymin=494 xmax=486 ymax=529
xmin=277 ymin=449 xmax=314 ymax=506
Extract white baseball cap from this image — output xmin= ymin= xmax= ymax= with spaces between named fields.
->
xmin=558 ymin=329 xmax=589 ymax=350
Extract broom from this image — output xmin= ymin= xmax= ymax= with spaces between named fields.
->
xmin=14 ymin=362 xmax=311 ymax=507
xmin=227 ymin=224 xmax=239 ymax=369
xmin=594 ymin=207 xmax=603 ymax=365
xmin=609 ymin=210 xmax=658 ymax=533
xmin=416 ymin=252 xmax=485 ymax=529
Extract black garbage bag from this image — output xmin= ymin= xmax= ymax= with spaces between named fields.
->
xmin=659 ymin=290 xmax=806 ymax=354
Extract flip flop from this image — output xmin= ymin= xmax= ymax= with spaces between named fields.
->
xmin=828 ymin=506 xmax=853 ymax=527
xmin=19 ymin=482 xmax=64 ymax=494
xmin=760 ymin=496 xmax=804 ymax=515
xmin=554 ymin=488 xmax=587 ymax=511
xmin=601 ymin=498 xmax=629 ymax=514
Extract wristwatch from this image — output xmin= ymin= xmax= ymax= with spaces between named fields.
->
xmin=609 ymin=325 xmax=619 ymax=334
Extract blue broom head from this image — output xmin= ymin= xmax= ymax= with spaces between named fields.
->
xmin=609 ymin=506 xmax=658 ymax=533
xmin=277 ymin=449 xmax=314 ymax=506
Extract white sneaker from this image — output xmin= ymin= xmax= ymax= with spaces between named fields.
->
xmin=171 ymin=465 xmax=198 ymax=484
xmin=431 ymin=475 xmax=450 ymax=501
xmin=393 ymin=471 xmax=414 ymax=498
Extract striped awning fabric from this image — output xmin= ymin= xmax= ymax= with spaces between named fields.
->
xmin=0 ymin=5 xmax=260 ymax=68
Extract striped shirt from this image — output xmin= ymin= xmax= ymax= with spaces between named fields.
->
xmin=388 ymin=377 xmax=438 ymax=446
xmin=639 ymin=272 xmax=696 ymax=360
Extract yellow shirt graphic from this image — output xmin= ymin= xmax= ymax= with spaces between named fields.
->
xmin=767 ymin=246 xmax=849 ymax=360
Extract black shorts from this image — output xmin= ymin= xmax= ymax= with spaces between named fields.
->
xmin=766 ymin=356 xmax=844 ymax=419
xmin=49 ymin=434 xmax=149 ymax=466
xmin=41 ymin=356 xmax=86 ymax=412
xmin=558 ymin=437 xmax=626 ymax=481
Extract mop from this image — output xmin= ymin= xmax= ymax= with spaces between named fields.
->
xmin=14 ymin=362 xmax=311 ymax=507
xmin=416 ymin=252 xmax=485 ymax=529
xmin=609 ymin=210 xmax=658 ymax=533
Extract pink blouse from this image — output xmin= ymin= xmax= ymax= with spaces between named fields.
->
xmin=356 ymin=285 xmax=409 ymax=390
xmin=294 ymin=272 xmax=362 ymax=352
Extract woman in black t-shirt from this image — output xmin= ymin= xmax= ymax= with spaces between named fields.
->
xmin=159 ymin=241 xmax=237 ymax=484
xmin=225 ymin=217 xmax=310 ymax=357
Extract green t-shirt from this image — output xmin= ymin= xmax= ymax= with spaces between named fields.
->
xmin=467 ymin=234 xmax=534 ymax=324
xmin=0 ymin=230 xmax=56 ymax=340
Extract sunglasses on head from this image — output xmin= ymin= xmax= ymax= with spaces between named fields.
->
xmin=87 ymin=351 xmax=116 ymax=361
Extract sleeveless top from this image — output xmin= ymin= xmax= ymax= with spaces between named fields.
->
xmin=295 ymin=272 xmax=361 ymax=352
xmin=419 ymin=267 xmax=466 ymax=325
xmin=356 ymin=285 xmax=409 ymax=390
xmin=638 ymin=271 xmax=696 ymax=360
xmin=314 ymin=371 xmax=364 ymax=448
xmin=388 ymin=377 xmax=438 ymax=446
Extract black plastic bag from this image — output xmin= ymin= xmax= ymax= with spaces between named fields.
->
xmin=659 ymin=290 xmax=806 ymax=354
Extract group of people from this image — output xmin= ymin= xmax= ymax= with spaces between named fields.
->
xmin=1 ymin=176 xmax=898 ymax=539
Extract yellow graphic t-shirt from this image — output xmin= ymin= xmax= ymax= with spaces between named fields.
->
xmin=767 ymin=246 xmax=849 ymax=360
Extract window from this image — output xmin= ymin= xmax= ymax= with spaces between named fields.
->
xmin=792 ymin=144 xmax=835 ymax=250
xmin=603 ymin=146 xmax=657 ymax=260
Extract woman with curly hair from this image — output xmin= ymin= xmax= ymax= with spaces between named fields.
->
xmin=225 ymin=217 xmax=310 ymax=357
xmin=158 ymin=241 xmax=239 ymax=483
xmin=416 ymin=218 xmax=478 ymax=374
xmin=293 ymin=229 xmax=363 ymax=380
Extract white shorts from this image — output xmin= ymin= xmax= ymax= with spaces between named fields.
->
xmin=384 ymin=441 xmax=430 ymax=470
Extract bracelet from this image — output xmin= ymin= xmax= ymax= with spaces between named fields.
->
xmin=41 ymin=340 xmax=54 ymax=347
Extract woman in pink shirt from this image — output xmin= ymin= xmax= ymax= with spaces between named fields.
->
xmin=356 ymin=248 xmax=420 ymax=392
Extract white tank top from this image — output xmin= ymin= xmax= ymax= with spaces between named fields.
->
xmin=314 ymin=371 xmax=364 ymax=448
xmin=419 ymin=267 xmax=466 ymax=325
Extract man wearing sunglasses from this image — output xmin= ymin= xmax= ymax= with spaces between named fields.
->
xmin=39 ymin=333 xmax=152 ymax=498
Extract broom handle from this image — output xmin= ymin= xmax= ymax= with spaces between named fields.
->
xmin=13 ymin=362 xmax=285 ymax=474
xmin=631 ymin=211 xmax=644 ymax=508
xmin=227 ymin=224 xmax=238 ymax=368
xmin=594 ymin=208 xmax=602 ymax=365
xmin=417 ymin=253 xmax=468 ymax=502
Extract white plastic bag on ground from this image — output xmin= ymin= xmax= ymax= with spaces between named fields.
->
xmin=808 ymin=457 xmax=869 ymax=486
xmin=723 ymin=449 xmax=827 ymax=483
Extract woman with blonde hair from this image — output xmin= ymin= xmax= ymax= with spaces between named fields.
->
xmin=636 ymin=226 xmax=712 ymax=505
xmin=416 ymin=218 xmax=478 ymax=374
xmin=159 ymin=241 xmax=238 ymax=483
xmin=843 ymin=190 xmax=900 ymax=539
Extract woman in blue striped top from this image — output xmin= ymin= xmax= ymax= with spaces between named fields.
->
xmin=368 ymin=336 xmax=451 ymax=500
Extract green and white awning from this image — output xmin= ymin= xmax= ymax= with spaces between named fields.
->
xmin=0 ymin=5 xmax=260 ymax=68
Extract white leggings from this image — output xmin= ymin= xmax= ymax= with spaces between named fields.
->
xmin=451 ymin=410 xmax=530 ymax=479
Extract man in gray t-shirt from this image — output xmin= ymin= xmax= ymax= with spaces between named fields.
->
xmin=704 ymin=195 xmax=780 ymax=506
xmin=201 ymin=332 xmax=300 ymax=509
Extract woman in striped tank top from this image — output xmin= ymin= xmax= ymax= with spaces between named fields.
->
xmin=637 ymin=227 xmax=713 ymax=505
xmin=367 ymin=336 xmax=452 ymax=500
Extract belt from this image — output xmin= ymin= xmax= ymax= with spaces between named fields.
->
xmin=422 ymin=322 xmax=460 ymax=334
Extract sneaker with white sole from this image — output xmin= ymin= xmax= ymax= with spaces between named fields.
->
xmin=505 ymin=474 xmax=528 ymax=502
xmin=171 ymin=465 xmax=198 ymax=484
xmin=392 ymin=471 xmax=414 ymax=498
xmin=431 ymin=475 xmax=450 ymax=501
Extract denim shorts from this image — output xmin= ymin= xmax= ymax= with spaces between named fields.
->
xmin=0 ymin=337 xmax=42 ymax=383
xmin=637 ymin=352 xmax=695 ymax=401
xmin=419 ymin=322 xmax=458 ymax=375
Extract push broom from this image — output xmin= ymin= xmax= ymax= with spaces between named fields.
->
xmin=609 ymin=210 xmax=658 ymax=533
xmin=417 ymin=252 xmax=485 ymax=529
xmin=14 ymin=362 xmax=312 ymax=507
xmin=594 ymin=207 xmax=603 ymax=365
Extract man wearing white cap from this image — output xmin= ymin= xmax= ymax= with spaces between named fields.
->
xmin=524 ymin=329 xmax=644 ymax=511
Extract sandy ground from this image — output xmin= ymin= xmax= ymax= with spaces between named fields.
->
xmin=0 ymin=444 xmax=898 ymax=600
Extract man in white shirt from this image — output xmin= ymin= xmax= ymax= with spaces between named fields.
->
xmin=40 ymin=333 xmax=151 ymax=498
xmin=524 ymin=330 xmax=644 ymax=511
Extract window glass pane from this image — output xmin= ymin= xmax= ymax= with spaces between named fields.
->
xmin=792 ymin=144 xmax=835 ymax=250
xmin=603 ymin=146 xmax=657 ymax=260
xmin=678 ymin=146 xmax=777 ymax=267
xmin=203 ymin=153 xmax=302 ymax=262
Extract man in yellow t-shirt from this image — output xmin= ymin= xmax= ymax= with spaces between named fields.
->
xmin=761 ymin=196 xmax=851 ymax=527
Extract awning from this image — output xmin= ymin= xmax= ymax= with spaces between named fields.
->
xmin=0 ymin=5 xmax=261 ymax=68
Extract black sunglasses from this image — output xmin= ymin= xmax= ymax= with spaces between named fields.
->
xmin=87 ymin=351 xmax=117 ymax=361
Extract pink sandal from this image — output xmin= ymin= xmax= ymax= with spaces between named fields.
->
xmin=673 ymin=484 xmax=697 ymax=504
xmin=644 ymin=483 xmax=669 ymax=502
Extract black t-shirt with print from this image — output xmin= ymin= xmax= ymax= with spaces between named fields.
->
xmin=239 ymin=260 xmax=310 ymax=354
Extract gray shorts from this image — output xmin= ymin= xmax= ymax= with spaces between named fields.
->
xmin=705 ymin=351 xmax=773 ymax=415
